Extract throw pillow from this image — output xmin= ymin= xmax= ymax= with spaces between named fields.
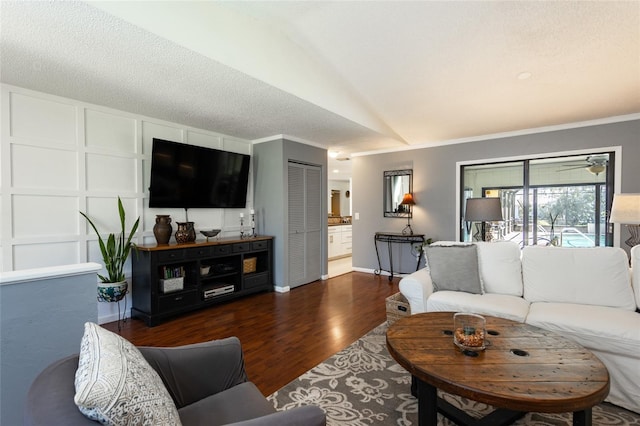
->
xmin=74 ymin=322 xmax=182 ymax=426
xmin=425 ymin=245 xmax=482 ymax=294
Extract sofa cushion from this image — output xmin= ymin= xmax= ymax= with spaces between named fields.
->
xmin=526 ymin=302 xmax=640 ymax=356
xmin=74 ymin=322 xmax=182 ymax=425
xmin=522 ymin=246 xmax=636 ymax=310
xmin=425 ymin=244 xmax=482 ymax=294
xmin=178 ymin=382 xmax=275 ymax=426
xmin=227 ymin=406 xmax=327 ymax=426
xmin=426 ymin=292 xmax=530 ymax=323
xmin=139 ymin=337 xmax=247 ymax=409
xmin=475 ymin=241 xmax=523 ymax=296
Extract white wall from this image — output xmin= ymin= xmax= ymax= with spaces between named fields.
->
xmin=0 ymin=84 xmax=254 ymax=323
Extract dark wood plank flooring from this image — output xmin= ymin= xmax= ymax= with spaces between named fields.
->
xmin=103 ymin=271 xmax=400 ymax=396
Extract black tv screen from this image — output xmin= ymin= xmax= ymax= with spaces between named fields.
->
xmin=149 ymin=138 xmax=250 ymax=209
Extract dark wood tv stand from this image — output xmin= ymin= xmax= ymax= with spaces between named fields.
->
xmin=131 ymin=236 xmax=273 ymax=326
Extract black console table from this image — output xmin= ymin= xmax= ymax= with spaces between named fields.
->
xmin=131 ymin=236 xmax=273 ymax=326
xmin=374 ymin=232 xmax=425 ymax=281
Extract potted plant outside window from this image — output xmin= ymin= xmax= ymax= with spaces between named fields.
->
xmin=80 ymin=197 xmax=140 ymax=302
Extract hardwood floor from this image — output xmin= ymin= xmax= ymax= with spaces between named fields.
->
xmin=103 ymin=271 xmax=400 ymax=396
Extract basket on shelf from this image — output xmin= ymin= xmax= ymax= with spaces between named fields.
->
xmin=160 ymin=277 xmax=184 ymax=294
xmin=386 ymin=292 xmax=411 ymax=325
xmin=243 ymin=257 xmax=257 ymax=274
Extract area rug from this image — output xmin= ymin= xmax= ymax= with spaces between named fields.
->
xmin=268 ymin=322 xmax=640 ymax=426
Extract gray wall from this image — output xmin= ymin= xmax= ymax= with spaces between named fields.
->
xmin=254 ymin=139 xmax=286 ymax=285
xmin=353 ymin=120 xmax=640 ymax=272
xmin=253 ymin=138 xmax=328 ymax=288
xmin=0 ymin=264 xmax=99 ymax=425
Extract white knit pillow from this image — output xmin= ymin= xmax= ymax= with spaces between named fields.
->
xmin=74 ymin=322 xmax=182 ymax=426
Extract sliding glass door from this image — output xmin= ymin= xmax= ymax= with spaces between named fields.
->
xmin=461 ymin=152 xmax=614 ymax=247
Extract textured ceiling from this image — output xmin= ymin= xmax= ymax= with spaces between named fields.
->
xmin=2 ymin=1 xmax=639 ymax=179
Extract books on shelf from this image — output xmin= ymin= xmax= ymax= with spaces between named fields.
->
xmin=160 ymin=266 xmax=185 ymax=293
xmin=162 ymin=266 xmax=184 ymax=279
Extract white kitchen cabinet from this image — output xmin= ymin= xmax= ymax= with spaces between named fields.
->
xmin=328 ymin=226 xmax=341 ymax=259
xmin=328 ymin=225 xmax=352 ymax=259
xmin=340 ymin=225 xmax=352 ymax=256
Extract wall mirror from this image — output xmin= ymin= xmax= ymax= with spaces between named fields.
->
xmin=384 ymin=169 xmax=413 ymax=217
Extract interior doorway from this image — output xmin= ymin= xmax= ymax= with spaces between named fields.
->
xmin=327 ymin=256 xmax=352 ymax=278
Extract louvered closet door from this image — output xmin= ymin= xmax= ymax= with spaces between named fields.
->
xmin=288 ymin=162 xmax=322 ymax=288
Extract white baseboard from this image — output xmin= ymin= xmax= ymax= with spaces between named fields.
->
xmin=98 ymin=311 xmax=130 ymax=325
xmin=274 ymin=285 xmax=290 ymax=293
xmin=352 ymin=266 xmax=412 ymax=278
xmin=352 ymin=266 xmax=379 ymax=274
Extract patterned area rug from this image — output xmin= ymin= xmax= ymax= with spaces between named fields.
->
xmin=268 ymin=322 xmax=640 ymax=425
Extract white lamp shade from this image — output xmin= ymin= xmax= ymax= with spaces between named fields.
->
xmin=465 ymin=197 xmax=503 ymax=222
xmin=610 ymin=194 xmax=640 ymax=224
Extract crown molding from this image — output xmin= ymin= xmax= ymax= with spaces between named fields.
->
xmin=353 ymin=113 xmax=640 ymax=157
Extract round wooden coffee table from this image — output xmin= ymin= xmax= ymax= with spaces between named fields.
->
xmin=386 ymin=312 xmax=609 ymax=426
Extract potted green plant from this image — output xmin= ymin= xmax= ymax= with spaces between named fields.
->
xmin=416 ymin=237 xmax=434 ymax=260
xmin=80 ymin=197 xmax=140 ymax=302
xmin=548 ymin=211 xmax=560 ymax=246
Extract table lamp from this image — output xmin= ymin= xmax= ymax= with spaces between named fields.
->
xmin=609 ymin=193 xmax=640 ymax=248
xmin=465 ymin=197 xmax=503 ymax=241
xmin=401 ymin=193 xmax=416 ymax=235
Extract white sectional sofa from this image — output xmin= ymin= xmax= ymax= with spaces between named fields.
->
xmin=399 ymin=241 xmax=640 ymax=414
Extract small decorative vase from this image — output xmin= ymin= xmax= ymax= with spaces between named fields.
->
xmin=97 ymin=281 xmax=128 ymax=303
xmin=175 ymin=222 xmax=196 ymax=244
xmin=453 ymin=312 xmax=486 ymax=352
xmin=153 ymin=215 xmax=172 ymax=245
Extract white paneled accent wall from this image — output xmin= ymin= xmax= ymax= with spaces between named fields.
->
xmin=1 ymin=85 xmax=254 ymax=323
xmin=10 ymin=92 xmax=77 ymax=145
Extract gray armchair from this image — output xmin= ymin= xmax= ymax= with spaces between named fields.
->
xmin=25 ymin=337 xmax=325 ymax=426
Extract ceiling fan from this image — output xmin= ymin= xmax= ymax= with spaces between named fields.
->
xmin=559 ymin=155 xmax=608 ymax=176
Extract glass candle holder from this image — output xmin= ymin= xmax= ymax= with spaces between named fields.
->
xmin=453 ymin=312 xmax=486 ymax=351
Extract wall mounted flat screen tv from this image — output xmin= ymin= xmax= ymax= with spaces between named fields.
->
xmin=149 ymin=138 xmax=250 ymax=209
